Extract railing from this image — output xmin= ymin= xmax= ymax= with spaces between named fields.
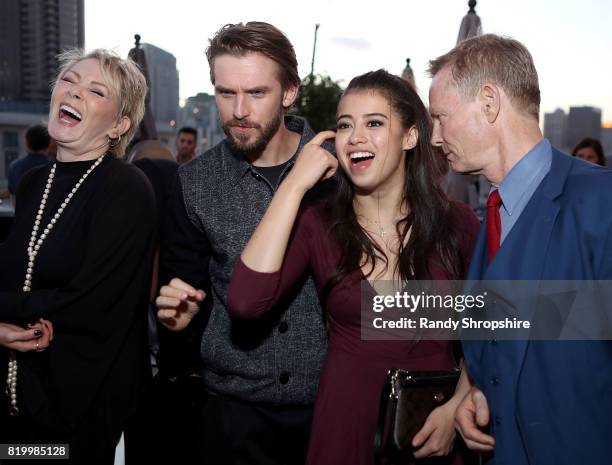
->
xmin=0 ymin=199 xmax=14 ymax=218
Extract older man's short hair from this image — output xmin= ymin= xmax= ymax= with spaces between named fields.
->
xmin=428 ymin=34 xmax=540 ymax=119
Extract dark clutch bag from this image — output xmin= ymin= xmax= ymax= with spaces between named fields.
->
xmin=374 ymin=368 xmax=461 ymax=464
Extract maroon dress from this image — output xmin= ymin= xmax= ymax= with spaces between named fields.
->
xmin=228 ymin=203 xmax=480 ymax=465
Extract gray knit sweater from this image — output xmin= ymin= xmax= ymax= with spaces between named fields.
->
xmin=176 ymin=116 xmax=328 ymax=405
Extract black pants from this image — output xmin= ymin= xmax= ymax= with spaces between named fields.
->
xmin=202 ymin=392 xmax=313 ymax=465
xmin=124 ymin=374 xmax=207 ymax=465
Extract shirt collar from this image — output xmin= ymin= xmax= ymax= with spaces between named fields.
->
xmin=498 ymin=138 xmax=552 ymax=216
xmin=232 ymin=115 xmax=315 ymax=181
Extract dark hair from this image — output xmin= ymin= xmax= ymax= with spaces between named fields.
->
xmin=25 ymin=124 xmax=51 ymax=152
xmin=323 ymin=70 xmax=465 ymax=294
xmin=572 ymin=137 xmax=605 ymax=166
xmin=178 ymin=126 xmax=197 ymax=138
xmin=205 ymin=22 xmax=300 ymax=91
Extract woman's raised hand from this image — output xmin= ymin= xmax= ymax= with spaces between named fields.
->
xmin=285 ymin=130 xmax=337 ymax=193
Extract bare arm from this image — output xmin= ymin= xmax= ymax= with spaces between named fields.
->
xmin=240 ymin=131 xmax=337 ymax=273
xmin=412 ymin=359 xmax=475 ymax=458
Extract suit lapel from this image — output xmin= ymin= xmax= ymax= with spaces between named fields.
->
xmin=464 ymin=149 xmax=573 ymax=375
xmin=463 ymin=225 xmax=488 ymax=377
xmin=493 ymin=150 xmax=571 ymax=370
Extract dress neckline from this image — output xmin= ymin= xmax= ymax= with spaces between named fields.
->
xmin=54 ymin=154 xmax=110 ymax=174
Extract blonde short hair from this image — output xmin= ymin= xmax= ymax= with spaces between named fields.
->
xmin=53 ymin=48 xmax=148 ymax=157
xmin=428 ymin=34 xmax=540 ymax=119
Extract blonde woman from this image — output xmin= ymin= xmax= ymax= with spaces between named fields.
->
xmin=0 ymin=49 xmax=156 ymax=464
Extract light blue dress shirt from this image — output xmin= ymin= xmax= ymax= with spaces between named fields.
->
xmin=494 ymin=138 xmax=553 ymax=243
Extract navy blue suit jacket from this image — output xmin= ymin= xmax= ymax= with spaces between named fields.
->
xmin=463 ymin=148 xmax=612 ymax=465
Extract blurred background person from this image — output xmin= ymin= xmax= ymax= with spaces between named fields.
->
xmin=0 ymin=48 xmax=155 ymax=465
xmin=572 ymin=137 xmax=606 ymax=166
xmin=126 ymin=140 xmax=205 ymax=465
xmin=128 ymin=140 xmax=178 ymax=366
xmin=175 ymin=126 xmax=197 ymax=164
xmin=7 ymin=124 xmax=52 ymax=206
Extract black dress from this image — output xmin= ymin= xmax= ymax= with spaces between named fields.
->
xmin=0 ymin=156 xmax=156 ymax=464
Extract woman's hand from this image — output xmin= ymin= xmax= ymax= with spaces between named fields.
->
xmin=0 ymin=318 xmax=54 ymax=352
xmin=411 ymin=399 xmax=458 ymax=458
xmin=285 ymin=130 xmax=337 ymax=194
xmin=239 ymin=130 xmax=336 ymax=275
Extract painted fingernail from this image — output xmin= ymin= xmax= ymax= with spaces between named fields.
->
xmin=33 ymin=329 xmax=42 ymax=337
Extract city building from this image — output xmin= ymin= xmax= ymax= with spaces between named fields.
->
xmin=566 ymin=106 xmax=602 ymax=151
xmin=0 ymin=0 xmax=84 ymax=104
xmin=543 ymin=108 xmax=567 ymax=151
xmin=179 ymin=92 xmax=224 ymax=153
xmin=0 ymin=0 xmax=84 ymax=190
xmin=141 ymin=43 xmax=179 ymax=125
xmin=601 ymin=123 xmax=612 ymax=165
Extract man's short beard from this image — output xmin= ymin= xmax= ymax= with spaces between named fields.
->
xmin=223 ymin=110 xmax=283 ymax=159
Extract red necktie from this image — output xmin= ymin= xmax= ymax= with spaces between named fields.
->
xmin=486 ymin=189 xmax=502 ymax=263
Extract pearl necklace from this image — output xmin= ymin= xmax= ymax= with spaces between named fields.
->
xmin=6 ymin=154 xmax=105 ymax=416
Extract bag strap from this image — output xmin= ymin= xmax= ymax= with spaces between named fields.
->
xmin=374 ymin=371 xmax=393 ymax=465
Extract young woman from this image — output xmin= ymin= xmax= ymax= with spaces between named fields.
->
xmin=227 ymin=70 xmax=479 ymax=465
xmin=571 ymin=137 xmax=606 ymax=166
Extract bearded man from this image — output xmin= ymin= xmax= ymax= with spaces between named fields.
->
xmin=155 ymin=22 xmax=330 ymax=465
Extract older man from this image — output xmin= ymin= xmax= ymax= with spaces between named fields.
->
xmin=428 ymin=34 xmax=612 ymax=465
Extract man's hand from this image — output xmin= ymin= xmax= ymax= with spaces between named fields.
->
xmin=455 ymin=386 xmax=495 ymax=452
xmin=156 ymin=278 xmax=206 ymax=331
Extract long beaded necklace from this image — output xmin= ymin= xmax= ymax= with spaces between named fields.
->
xmin=5 ymin=154 xmax=105 ymax=416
